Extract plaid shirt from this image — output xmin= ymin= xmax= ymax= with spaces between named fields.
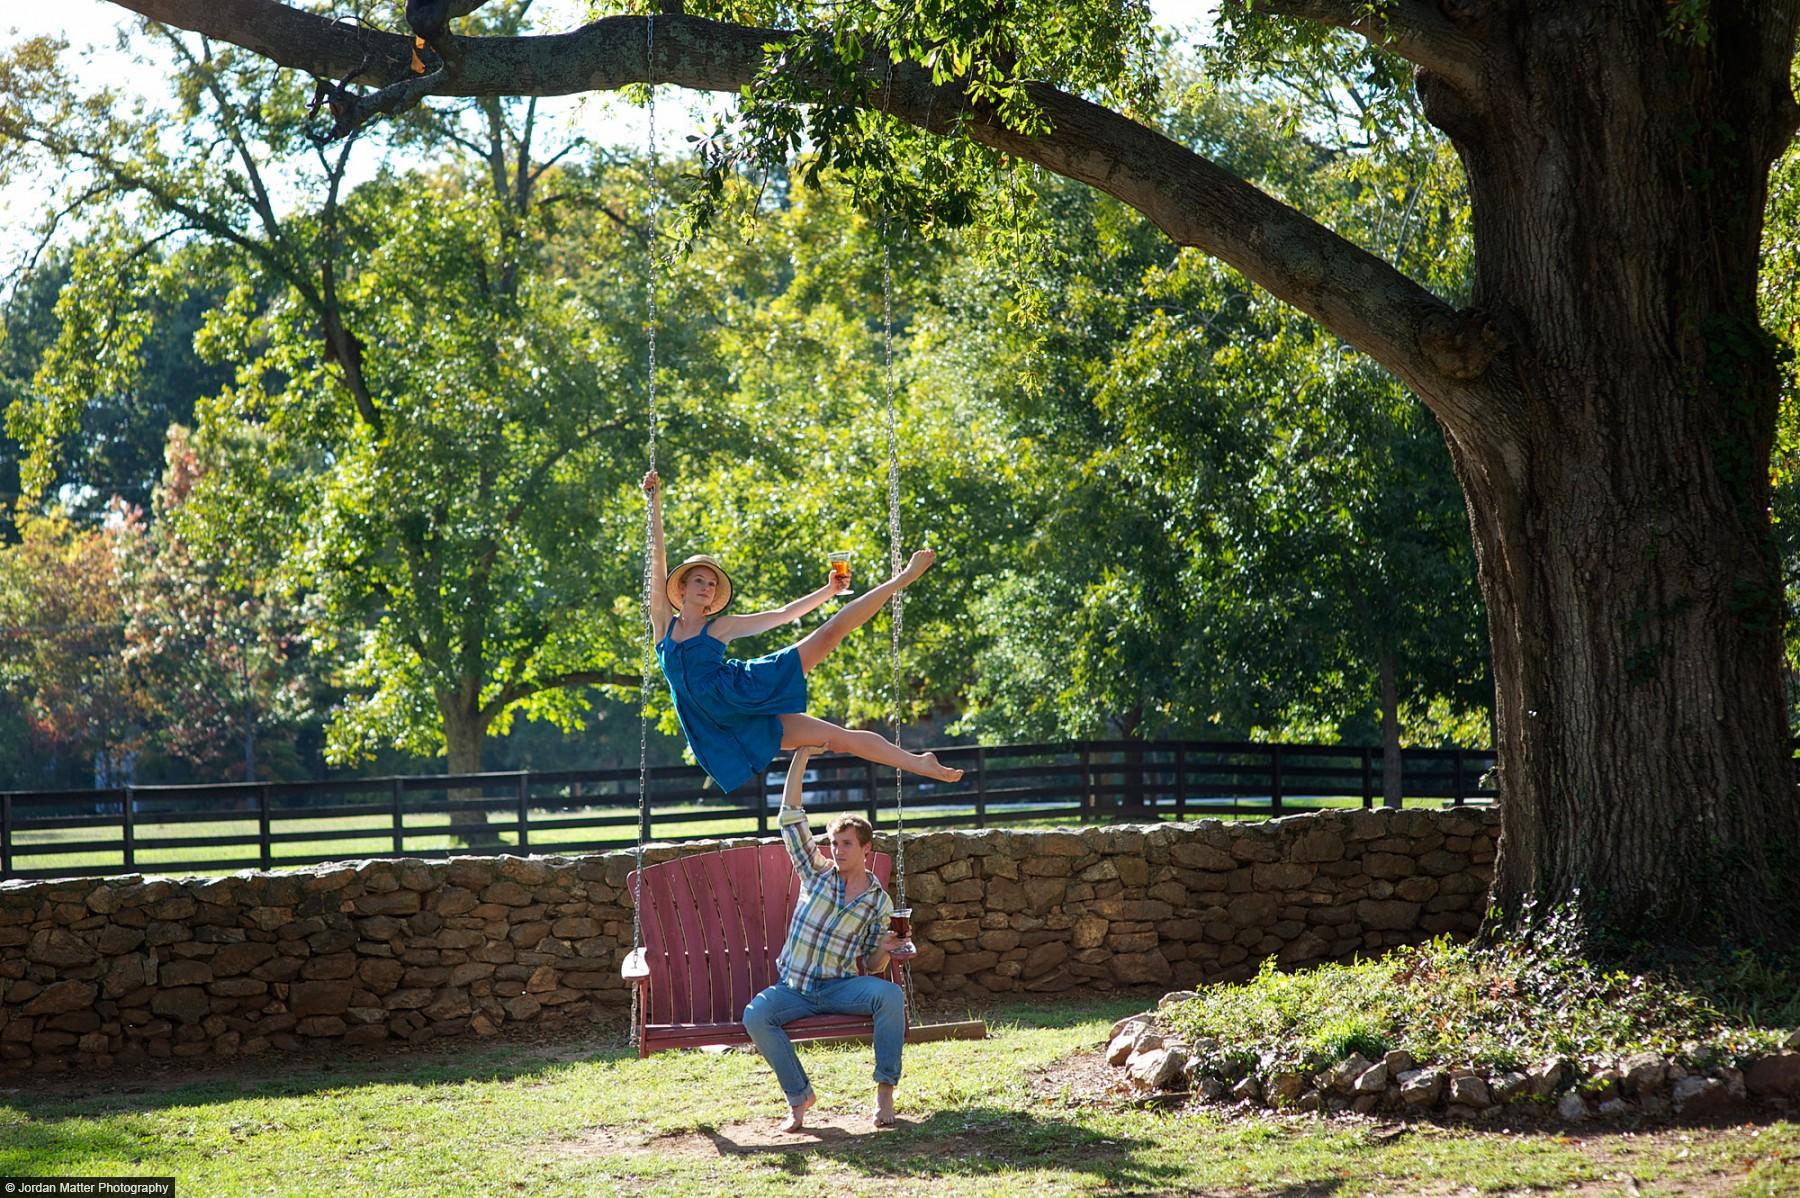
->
xmin=775 ymin=807 xmax=892 ymax=993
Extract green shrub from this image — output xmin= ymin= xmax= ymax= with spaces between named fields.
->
xmin=1161 ymin=905 xmax=1794 ymax=1080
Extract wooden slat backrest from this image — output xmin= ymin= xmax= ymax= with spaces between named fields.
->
xmin=636 ymin=860 xmax=684 ymax=1026
xmin=630 ymin=841 xmax=895 ymax=1026
xmin=755 ymin=845 xmax=794 ymax=995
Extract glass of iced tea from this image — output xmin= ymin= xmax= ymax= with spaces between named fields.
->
xmin=888 ymin=908 xmax=916 ymax=959
xmin=829 ymin=550 xmax=853 ymax=595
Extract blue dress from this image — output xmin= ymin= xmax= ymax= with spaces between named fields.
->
xmin=657 ymin=616 xmax=808 ymax=793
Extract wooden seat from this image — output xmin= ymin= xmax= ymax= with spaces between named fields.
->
xmin=622 ymin=841 xmax=905 ymax=1057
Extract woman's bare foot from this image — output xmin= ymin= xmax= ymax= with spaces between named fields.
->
xmin=922 ymin=753 xmax=964 ymax=783
xmin=897 ymin=548 xmax=936 ymax=585
xmin=778 ymin=1094 xmax=815 ymax=1133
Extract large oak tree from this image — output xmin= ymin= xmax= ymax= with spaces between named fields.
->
xmin=88 ymin=0 xmax=1800 ymax=944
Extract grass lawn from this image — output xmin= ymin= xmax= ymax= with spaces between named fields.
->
xmin=1 ymin=997 xmax=1792 ymax=1197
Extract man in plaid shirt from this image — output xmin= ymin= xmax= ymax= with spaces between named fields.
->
xmin=743 ymin=745 xmax=909 ymax=1131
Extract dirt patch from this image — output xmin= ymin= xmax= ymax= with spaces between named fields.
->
xmin=1029 ymin=1044 xmax=1138 ymax=1107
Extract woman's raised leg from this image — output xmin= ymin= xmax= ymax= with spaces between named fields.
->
xmin=794 ymin=550 xmax=935 ymax=675
xmin=780 ymin=713 xmax=963 ymax=783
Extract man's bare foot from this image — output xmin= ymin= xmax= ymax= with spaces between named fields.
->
xmin=778 ymin=1094 xmax=815 ymax=1133
xmin=897 ymin=548 xmax=936 ymax=585
xmin=874 ymin=1083 xmax=897 ymax=1127
xmin=922 ymin=752 xmax=964 ymax=783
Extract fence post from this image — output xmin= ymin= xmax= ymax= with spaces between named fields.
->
xmin=639 ymin=773 xmax=652 ymax=845
xmin=516 ymin=772 xmax=530 ymax=850
xmin=122 ymin=786 xmax=135 ymax=870
xmin=2 ymin=792 xmax=11 ymax=878
xmin=1361 ymin=747 xmax=1374 ymax=809
xmin=866 ymin=760 xmax=879 ymax=827
xmin=1452 ymin=748 xmax=1466 ymax=807
xmin=1270 ymin=746 xmax=1284 ymax=816
xmin=975 ymin=746 xmax=988 ymax=829
xmin=756 ymin=769 xmax=769 ymax=838
xmin=258 ymin=784 xmax=272 ymax=871
xmin=1129 ymin=742 xmax=1145 ymax=818
xmin=1174 ymin=747 xmax=1186 ymax=821
xmin=390 ymin=778 xmax=404 ymax=855
xmin=1080 ymin=744 xmax=1093 ymax=824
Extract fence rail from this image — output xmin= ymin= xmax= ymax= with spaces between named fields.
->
xmin=0 ymin=739 xmax=1498 ymax=881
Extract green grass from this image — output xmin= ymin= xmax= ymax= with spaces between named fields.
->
xmin=1 ymin=998 xmax=1792 ymax=1196
xmin=6 ymin=796 xmax=1476 ymax=878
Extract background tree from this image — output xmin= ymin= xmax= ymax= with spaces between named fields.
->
xmin=118 ymin=425 xmax=318 ymax=782
xmin=0 ymin=504 xmax=144 ymax=788
xmin=938 ymin=67 xmax=1489 ymax=797
xmin=0 ymin=11 xmax=666 ymax=799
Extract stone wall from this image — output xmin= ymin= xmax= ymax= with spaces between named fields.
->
xmin=896 ymin=806 xmax=1497 ymax=996
xmin=0 ymin=806 xmax=1497 ymax=1074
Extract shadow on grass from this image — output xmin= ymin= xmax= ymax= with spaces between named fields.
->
xmin=0 ymin=1036 xmax=645 ymax=1121
xmin=694 ymin=1103 xmax=1182 ymax=1188
xmin=0 ymin=994 xmax=1150 ymax=1122
xmin=0 ymin=1113 xmax=166 ymax=1175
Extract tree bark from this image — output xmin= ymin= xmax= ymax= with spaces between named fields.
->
xmin=442 ymin=694 xmax=498 ymax=849
xmin=88 ymin=0 xmax=1800 ymax=946
xmin=1418 ymin=2 xmax=1800 ymax=943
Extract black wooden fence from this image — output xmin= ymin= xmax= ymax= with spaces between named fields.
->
xmin=0 ymin=739 xmax=1497 ymax=881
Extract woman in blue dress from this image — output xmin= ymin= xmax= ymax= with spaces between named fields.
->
xmin=642 ymin=470 xmax=964 ymax=791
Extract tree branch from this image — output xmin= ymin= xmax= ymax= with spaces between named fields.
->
xmin=164 ymin=30 xmax=286 ymax=246
xmin=313 ymin=131 xmax=384 ymax=434
xmin=2 ymin=181 xmax=114 ymax=304
xmin=1226 ymin=0 xmax=1485 ymax=95
xmin=100 ymin=0 xmax=1499 ymax=409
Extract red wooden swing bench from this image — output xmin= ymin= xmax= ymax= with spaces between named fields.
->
xmin=621 ymin=841 xmax=907 ymax=1057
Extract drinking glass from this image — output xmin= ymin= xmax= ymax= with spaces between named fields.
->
xmin=828 ymin=550 xmax=854 ymax=595
xmin=888 ymin=908 xmax=916 ymax=960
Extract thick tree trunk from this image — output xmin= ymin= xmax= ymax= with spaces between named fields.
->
xmin=1419 ymin=4 xmax=1800 ymax=944
xmin=443 ymin=698 xmax=499 ymax=849
xmin=1378 ymin=643 xmax=1402 ymax=809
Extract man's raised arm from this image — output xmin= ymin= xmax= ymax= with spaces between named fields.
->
xmin=777 ymin=746 xmax=830 ymax=880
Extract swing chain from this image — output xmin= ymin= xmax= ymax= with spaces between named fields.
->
xmin=882 ymin=225 xmax=904 ymax=907
xmin=876 ymin=58 xmax=916 ymax=1018
xmin=631 ymin=10 xmax=660 ymax=1050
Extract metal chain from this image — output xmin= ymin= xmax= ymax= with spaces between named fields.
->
xmin=883 ymin=229 xmax=904 ymax=905
xmin=877 ymin=59 xmax=916 ymax=1016
xmin=882 ymin=227 xmax=918 ymax=1020
xmin=630 ymin=12 xmax=659 ymax=1050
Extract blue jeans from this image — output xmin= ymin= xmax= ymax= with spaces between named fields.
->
xmin=742 ymin=977 xmax=905 ymax=1106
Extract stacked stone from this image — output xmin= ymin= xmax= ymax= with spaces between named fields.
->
xmin=886 ymin=807 xmax=1497 ymax=997
xmin=0 ymin=853 xmax=646 ymax=1073
xmin=1107 ymin=1006 xmax=1800 ymax=1118
xmin=0 ymin=810 xmax=1498 ymax=1074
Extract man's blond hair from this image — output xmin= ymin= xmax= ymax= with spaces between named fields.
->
xmin=828 ymin=813 xmax=874 ymax=847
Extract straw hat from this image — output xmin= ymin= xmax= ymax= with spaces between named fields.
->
xmin=666 ymin=555 xmax=734 ymax=615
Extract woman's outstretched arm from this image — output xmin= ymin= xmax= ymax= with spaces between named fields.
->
xmin=642 ymin=470 xmax=672 ymax=639
xmin=711 ymin=571 xmax=847 ymax=643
